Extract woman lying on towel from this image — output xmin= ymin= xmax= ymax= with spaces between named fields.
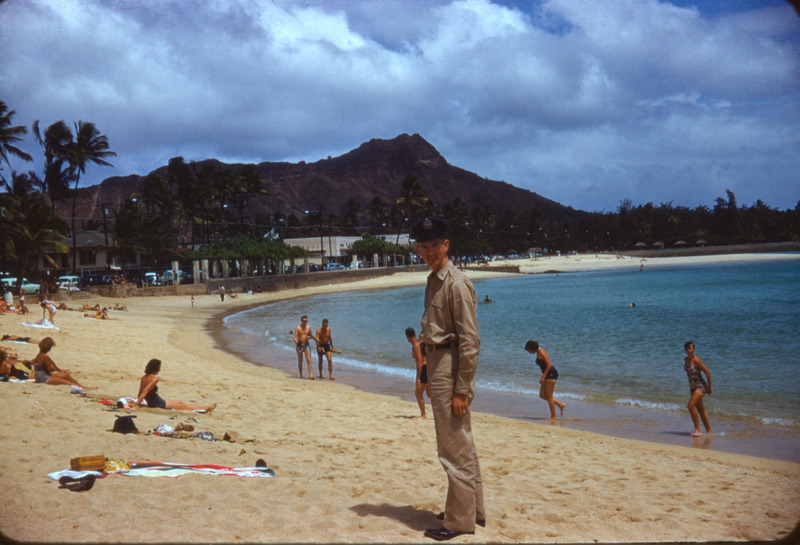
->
xmin=1 ymin=334 xmax=40 ymax=344
xmin=133 ymin=359 xmax=217 ymax=412
xmin=29 ymin=337 xmax=96 ymax=389
xmin=0 ymin=349 xmax=30 ymax=380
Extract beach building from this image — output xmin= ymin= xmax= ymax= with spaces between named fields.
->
xmin=284 ymin=234 xmax=410 ymax=265
xmin=38 ymin=231 xmax=129 ymax=276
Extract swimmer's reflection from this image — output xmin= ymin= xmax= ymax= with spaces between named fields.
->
xmin=691 ymin=435 xmax=712 ymax=450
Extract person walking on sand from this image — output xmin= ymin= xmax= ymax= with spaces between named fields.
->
xmin=219 ymin=285 xmax=225 ymax=302
xmin=315 ymin=318 xmax=335 ymax=380
xmin=133 ymin=358 xmax=216 ymax=412
xmin=405 ymin=327 xmax=428 ymax=420
xmin=412 ymin=217 xmax=485 ymax=542
xmin=191 ymin=294 xmax=194 ymax=308
xmin=293 ymin=315 xmax=315 ymax=379
xmin=524 ymin=340 xmax=566 ymax=419
xmin=683 ymin=340 xmax=712 ymax=437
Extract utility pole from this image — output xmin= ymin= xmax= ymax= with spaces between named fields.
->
xmin=317 ymin=202 xmax=325 ymax=265
xmin=101 ymin=203 xmax=111 ymax=273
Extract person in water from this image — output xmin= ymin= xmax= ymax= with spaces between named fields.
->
xmin=683 ymin=341 xmax=712 ymax=437
xmin=524 ymin=340 xmax=566 ymax=419
xmin=405 ymin=327 xmax=428 ymax=419
xmin=134 ymin=358 xmax=216 ymax=412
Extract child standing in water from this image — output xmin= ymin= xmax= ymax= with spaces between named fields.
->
xmin=683 ymin=340 xmax=712 ymax=436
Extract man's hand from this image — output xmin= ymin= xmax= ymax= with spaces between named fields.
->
xmin=452 ymin=393 xmax=468 ymax=417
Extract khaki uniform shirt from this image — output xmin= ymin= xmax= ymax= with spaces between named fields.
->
xmin=420 ymin=259 xmax=480 ymax=396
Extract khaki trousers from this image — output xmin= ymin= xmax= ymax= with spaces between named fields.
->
xmin=427 ymin=349 xmax=485 ymax=532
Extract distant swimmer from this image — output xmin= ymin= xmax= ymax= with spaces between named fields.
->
xmin=316 ymin=318 xmax=335 ymax=380
xmin=405 ymin=327 xmax=428 ymax=419
xmin=293 ymin=315 xmax=315 ymax=379
xmin=683 ymin=341 xmax=712 ymax=437
xmin=628 ymin=302 xmax=636 ymax=308
xmin=484 ymin=295 xmax=492 ymax=304
xmin=525 ymin=340 xmax=565 ymax=420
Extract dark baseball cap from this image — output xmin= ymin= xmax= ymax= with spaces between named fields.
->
xmin=410 ymin=217 xmax=450 ymax=243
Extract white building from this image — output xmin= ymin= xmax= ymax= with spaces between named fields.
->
xmin=284 ymin=234 xmax=410 ymax=264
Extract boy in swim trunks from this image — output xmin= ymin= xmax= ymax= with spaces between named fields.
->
xmin=405 ymin=327 xmax=428 ymax=419
xmin=315 ymin=319 xmax=335 ymax=380
xmin=293 ymin=315 xmax=314 ymax=380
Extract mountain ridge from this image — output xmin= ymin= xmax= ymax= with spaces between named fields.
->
xmin=64 ymin=133 xmax=585 ymax=229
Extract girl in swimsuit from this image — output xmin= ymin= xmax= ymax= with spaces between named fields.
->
xmin=134 ymin=358 xmax=216 ymax=412
xmin=683 ymin=340 xmax=712 ymax=437
xmin=525 ymin=340 xmax=566 ymax=419
xmin=29 ymin=337 xmax=95 ymax=389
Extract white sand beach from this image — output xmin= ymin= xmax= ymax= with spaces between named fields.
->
xmin=0 ymin=253 xmax=798 ymax=543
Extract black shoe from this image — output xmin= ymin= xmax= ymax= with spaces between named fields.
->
xmin=424 ymin=528 xmax=475 ymax=541
xmin=436 ymin=512 xmax=486 ymax=527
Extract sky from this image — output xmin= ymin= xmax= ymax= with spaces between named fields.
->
xmin=1 ymin=0 xmax=798 ymax=213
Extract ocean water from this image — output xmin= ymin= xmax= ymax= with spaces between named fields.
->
xmin=221 ymin=257 xmax=800 ymax=459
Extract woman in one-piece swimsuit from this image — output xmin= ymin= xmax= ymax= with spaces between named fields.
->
xmin=683 ymin=341 xmax=712 ymax=437
xmin=525 ymin=340 xmax=566 ymax=419
xmin=134 ymin=358 xmax=216 ymax=412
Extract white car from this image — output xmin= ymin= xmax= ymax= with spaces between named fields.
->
xmin=57 ymin=275 xmax=81 ymax=291
xmin=0 ymin=277 xmax=40 ymax=295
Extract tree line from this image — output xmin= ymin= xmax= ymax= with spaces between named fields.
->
xmin=3 ymin=99 xmax=798 ymax=283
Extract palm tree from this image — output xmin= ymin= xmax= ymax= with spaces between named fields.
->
xmin=0 ymin=101 xmax=33 ymax=173
xmin=341 ymin=199 xmax=362 ymax=235
xmin=65 ymin=121 xmax=115 ymax=271
xmin=393 ymin=174 xmax=428 ymax=242
xmin=368 ymin=197 xmax=386 ymax=235
xmin=32 ymin=120 xmax=75 ymax=212
xmin=2 ymin=171 xmax=69 ymax=282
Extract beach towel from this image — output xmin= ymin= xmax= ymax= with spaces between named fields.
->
xmin=120 ymin=462 xmax=275 ymax=478
xmin=47 ymin=463 xmax=275 ymax=481
xmin=22 ymin=317 xmax=59 ymax=330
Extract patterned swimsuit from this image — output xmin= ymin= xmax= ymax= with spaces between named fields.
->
xmin=684 ymin=362 xmax=708 ymax=394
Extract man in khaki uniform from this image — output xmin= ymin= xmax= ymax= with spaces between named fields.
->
xmin=412 ymin=217 xmax=485 ymax=542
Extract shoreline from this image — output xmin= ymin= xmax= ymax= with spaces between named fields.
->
xmin=0 ymin=253 xmax=798 ymax=542
xmin=211 ymin=259 xmax=800 ymax=464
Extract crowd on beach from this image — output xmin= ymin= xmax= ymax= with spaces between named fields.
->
xmin=0 ymin=216 xmax=722 ymax=543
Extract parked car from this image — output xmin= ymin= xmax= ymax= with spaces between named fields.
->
xmin=79 ymin=275 xmax=115 ymax=289
xmin=162 ymin=270 xmax=189 ymax=285
xmin=0 ymin=277 xmax=40 ymax=295
xmin=323 ymin=262 xmax=346 ymax=271
xmin=143 ymin=272 xmax=162 ymax=286
xmin=57 ymin=275 xmax=81 ymax=290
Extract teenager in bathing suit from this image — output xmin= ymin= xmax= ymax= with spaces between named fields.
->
xmin=134 ymin=358 xmax=216 ymax=412
xmin=405 ymin=327 xmax=429 ymax=420
xmin=525 ymin=340 xmax=566 ymax=419
xmin=683 ymin=340 xmax=712 ymax=437
xmin=315 ymin=318 xmax=335 ymax=380
xmin=293 ymin=315 xmax=314 ymax=379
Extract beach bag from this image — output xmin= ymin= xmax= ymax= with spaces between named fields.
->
xmin=113 ymin=415 xmax=139 ymax=434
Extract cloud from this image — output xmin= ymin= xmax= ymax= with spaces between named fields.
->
xmin=1 ymin=0 xmax=797 ymax=212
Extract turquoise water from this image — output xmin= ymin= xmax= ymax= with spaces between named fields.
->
xmin=224 ymin=257 xmax=800 ymax=428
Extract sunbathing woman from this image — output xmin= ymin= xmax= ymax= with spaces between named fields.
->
xmin=0 ymin=349 xmax=30 ymax=380
xmin=133 ymin=358 xmax=216 ymax=412
xmin=1 ymin=334 xmax=40 ymax=344
xmin=30 ymin=337 xmax=95 ymax=389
